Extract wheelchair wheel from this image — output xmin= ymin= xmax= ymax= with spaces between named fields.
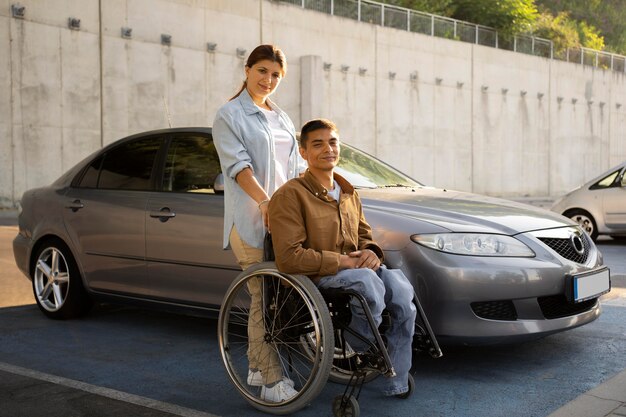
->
xmin=218 ymin=263 xmax=334 ymax=415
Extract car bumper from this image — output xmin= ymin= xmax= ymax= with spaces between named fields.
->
xmin=13 ymin=232 xmax=32 ymax=279
xmin=434 ymin=300 xmax=601 ymax=345
xmin=389 ymin=240 xmax=605 ymax=345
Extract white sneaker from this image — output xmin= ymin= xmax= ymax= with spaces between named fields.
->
xmin=247 ymin=369 xmax=264 ymax=386
xmin=247 ymin=370 xmax=295 ymax=388
xmin=260 ymin=380 xmax=299 ymax=402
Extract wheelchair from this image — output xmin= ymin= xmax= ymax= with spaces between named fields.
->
xmin=218 ymin=262 xmax=442 ymax=416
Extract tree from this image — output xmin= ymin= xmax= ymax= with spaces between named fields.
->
xmin=537 ymin=0 xmax=625 ymax=54
xmin=531 ymin=11 xmax=580 ymax=54
xmin=382 ymin=0 xmax=455 ymax=16
xmin=451 ymin=0 xmax=538 ymax=36
xmin=380 ymin=0 xmax=622 ymax=54
xmin=382 ymin=0 xmax=539 ymax=35
xmin=577 ymin=21 xmax=605 ymax=51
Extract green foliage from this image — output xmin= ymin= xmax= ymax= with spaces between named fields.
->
xmin=578 ymin=21 xmax=605 ymax=51
xmin=382 ymin=0 xmax=538 ymax=36
xmin=380 ymin=0 xmax=623 ymax=54
xmin=450 ymin=0 xmax=538 ymax=36
xmin=382 ymin=0 xmax=455 ymax=15
xmin=537 ymin=0 xmax=625 ymax=54
xmin=531 ymin=11 xmax=579 ymax=54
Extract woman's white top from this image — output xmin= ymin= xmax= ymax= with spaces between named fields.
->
xmin=258 ymin=106 xmax=293 ymax=189
xmin=213 ymin=88 xmax=306 ymax=249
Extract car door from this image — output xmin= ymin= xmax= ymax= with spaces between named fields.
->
xmin=603 ymin=167 xmax=626 ymax=229
xmin=63 ymin=136 xmax=163 ymax=295
xmin=145 ymin=132 xmax=239 ymax=307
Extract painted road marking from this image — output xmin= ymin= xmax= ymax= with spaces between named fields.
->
xmin=0 ymin=362 xmax=221 ymax=417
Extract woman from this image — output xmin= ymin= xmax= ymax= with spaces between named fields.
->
xmin=213 ymin=44 xmax=305 ymax=403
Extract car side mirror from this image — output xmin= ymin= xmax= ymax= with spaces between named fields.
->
xmin=214 ymin=173 xmax=224 ymax=194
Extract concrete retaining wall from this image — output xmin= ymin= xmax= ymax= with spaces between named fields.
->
xmin=1 ymin=0 xmax=625 ymax=208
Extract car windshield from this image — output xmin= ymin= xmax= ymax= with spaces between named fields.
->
xmin=336 ymin=143 xmax=423 ymax=189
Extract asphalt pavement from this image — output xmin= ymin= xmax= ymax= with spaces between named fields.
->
xmin=1 ymin=207 xmax=625 ymax=417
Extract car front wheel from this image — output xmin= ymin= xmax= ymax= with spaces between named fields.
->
xmin=32 ymin=239 xmax=92 ymax=319
xmin=566 ymin=209 xmax=598 ymax=241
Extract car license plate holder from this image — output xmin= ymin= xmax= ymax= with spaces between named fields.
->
xmin=565 ymin=267 xmax=611 ymax=304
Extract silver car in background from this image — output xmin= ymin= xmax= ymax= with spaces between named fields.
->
xmin=13 ymin=128 xmax=611 ymax=345
xmin=551 ymin=162 xmax=626 ymax=241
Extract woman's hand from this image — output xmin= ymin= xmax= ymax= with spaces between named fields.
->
xmin=259 ymin=199 xmax=270 ymax=231
xmin=235 ymin=168 xmax=271 ymax=231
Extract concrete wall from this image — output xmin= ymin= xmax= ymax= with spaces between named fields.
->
xmin=1 ymin=0 xmax=625 ymax=208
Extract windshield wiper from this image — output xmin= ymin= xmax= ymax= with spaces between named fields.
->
xmin=382 ymin=184 xmax=413 ymax=188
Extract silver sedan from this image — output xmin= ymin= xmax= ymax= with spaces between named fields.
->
xmin=13 ymin=128 xmax=611 ymax=345
xmin=551 ymin=161 xmax=626 ymax=241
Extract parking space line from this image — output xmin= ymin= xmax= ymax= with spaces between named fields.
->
xmin=0 ymin=362 xmax=221 ymax=417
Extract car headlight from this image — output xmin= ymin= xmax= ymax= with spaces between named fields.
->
xmin=411 ymin=233 xmax=535 ymax=257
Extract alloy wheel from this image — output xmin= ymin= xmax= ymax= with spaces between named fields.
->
xmin=34 ymin=247 xmax=70 ymax=312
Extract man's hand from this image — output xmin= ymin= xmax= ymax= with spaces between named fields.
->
xmin=339 ymin=249 xmax=380 ymax=271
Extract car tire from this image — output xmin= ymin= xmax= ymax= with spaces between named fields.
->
xmin=565 ymin=209 xmax=598 ymax=241
xmin=31 ymin=239 xmax=92 ymax=319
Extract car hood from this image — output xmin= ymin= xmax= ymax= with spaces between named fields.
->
xmin=359 ymin=187 xmax=573 ymax=235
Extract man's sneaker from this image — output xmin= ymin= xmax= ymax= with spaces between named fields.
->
xmin=247 ymin=370 xmax=295 ymax=388
xmin=260 ymin=380 xmax=299 ymax=402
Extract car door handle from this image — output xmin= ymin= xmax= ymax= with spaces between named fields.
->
xmin=65 ymin=200 xmax=84 ymax=212
xmin=150 ymin=208 xmax=176 ymax=222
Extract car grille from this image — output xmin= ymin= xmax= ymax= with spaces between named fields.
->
xmin=471 ymin=300 xmax=517 ymax=321
xmin=537 ymin=295 xmax=597 ymax=319
xmin=537 ymin=235 xmax=590 ymax=264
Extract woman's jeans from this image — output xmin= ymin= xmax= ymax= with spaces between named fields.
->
xmin=317 ymin=265 xmax=417 ymax=396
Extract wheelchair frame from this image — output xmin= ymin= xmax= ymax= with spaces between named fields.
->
xmin=217 ymin=262 xmax=441 ymax=417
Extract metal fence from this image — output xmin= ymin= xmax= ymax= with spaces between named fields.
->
xmin=278 ymin=0 xmax=626 ymax=72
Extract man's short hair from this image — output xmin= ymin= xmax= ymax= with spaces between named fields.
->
xmin=300 ymin=119 xmax=338 ymax=148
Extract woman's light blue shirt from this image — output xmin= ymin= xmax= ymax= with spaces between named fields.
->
xmin=213 ymin=88 xmax=306 ymax=249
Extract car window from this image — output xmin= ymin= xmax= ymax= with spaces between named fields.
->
xmin=590 ymin=169 xmax=621 ymax=190
xmin=78 ymin=155 xmax=103 ymax=188
xmin=337 ymin=143 xmax=422 ymax=188
xmin=97 ymin=137 xmax=162 ymax=190
xmin=161 ymin=135 xmax=221 ymax=194
xmin=621 ymin=170 xmax=626 ymax=187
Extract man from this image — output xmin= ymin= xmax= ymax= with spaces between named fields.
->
xmin=268 ymin=118 xmax=416 ymax=397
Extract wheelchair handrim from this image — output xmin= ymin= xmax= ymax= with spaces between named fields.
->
xmin=218 ymin=269 xmax=330 ymax=409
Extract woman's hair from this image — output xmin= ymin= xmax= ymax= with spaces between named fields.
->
xmin=229 ymin=44 xmax=287 ymax=101
xmin=300 ymin=119 xmax=338 ymax=148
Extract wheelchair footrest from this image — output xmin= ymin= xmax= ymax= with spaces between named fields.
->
xmin=355 ymin=352 xmax=396 ymax=378
xmin=413 ymin=333 xmax=444 ymax=358
xmin=384 ymin=367 xmax=396 ymax=378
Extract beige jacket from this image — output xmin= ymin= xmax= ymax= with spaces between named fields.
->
xmin=268 ymin=170 xmax=384 ymax=280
